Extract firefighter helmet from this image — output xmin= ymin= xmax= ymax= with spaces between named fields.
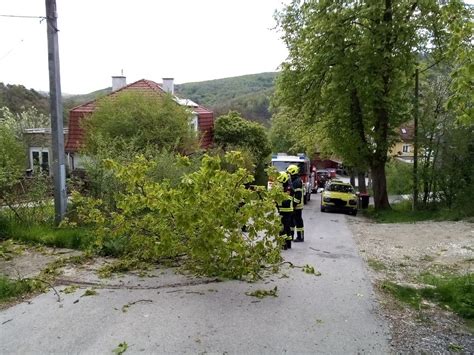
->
xmin=287 ymin=164 xmax=300 ymax=175
xmin=277 ymin=171 xmax=290 ymax=183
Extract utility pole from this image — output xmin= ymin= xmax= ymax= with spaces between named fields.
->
xmin=45 ymin=0 xmax=67 ymax=224
xmin=412 ymin=67 xmax=419 ymax=211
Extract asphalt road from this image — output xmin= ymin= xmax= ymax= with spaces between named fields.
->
xmin=0 ymin=196 xmax=390 ymax=354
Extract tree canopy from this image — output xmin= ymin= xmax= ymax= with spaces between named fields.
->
xmin=84 ymin=91 xmax=198 ymax=154
xmin=0 ymin=122 xmax=25 ymax=200
xmin=214 ymin=111 xmax=272 ymax=185
xmin=214 ymin=111 xmax=271 ymax=161
xmin=275 ymin=0 xmax=471 ymax=209
xmin=0 ymin=107 xmax=50 ymax=139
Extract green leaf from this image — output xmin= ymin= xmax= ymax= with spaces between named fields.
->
xmin=81 ymin=289 xmax=98 ymax=297
xmin=112 ymin=342 xmax=128 ymax=354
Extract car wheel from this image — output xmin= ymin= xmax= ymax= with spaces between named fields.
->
xmin=351 ymin=210 xmax=357 ymax=216
xmin=320 ymin=205 xmax=325 ymax=212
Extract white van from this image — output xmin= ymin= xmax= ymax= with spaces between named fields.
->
xmin=270 ymin=153 xmax=314 ymax=204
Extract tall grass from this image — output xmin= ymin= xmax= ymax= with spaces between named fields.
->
xmin=3 ymin=222 xmax=93 ymax=250
xmin=1 ymin=208 xmax=92 ymax=251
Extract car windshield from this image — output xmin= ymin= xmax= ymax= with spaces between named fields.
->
xmin=317 ymin=170 xmax=329 ymax=176
xmin=327 ymin=184 xmax=354 ymax=193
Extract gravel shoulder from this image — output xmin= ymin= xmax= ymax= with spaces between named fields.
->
xmin=348 ymin=218 xmax=474 ymax=353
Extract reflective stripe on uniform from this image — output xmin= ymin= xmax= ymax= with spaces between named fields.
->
xmin=295 ymin=227 xmax=304 ymax=232
xmin=279 ymin=207 xmax=293 ymax=212
xmin=294 ymin=188 xmax=304 ymax=208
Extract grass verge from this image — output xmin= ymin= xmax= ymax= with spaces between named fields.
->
xmin=0 ymin=276 xmax=38 ymax=303
xmin=367 ymin=258 xmax=387 ymax=271
xmin=1 ymin=255 xmax=89 ymax=305
xmin=363 ymin=201 xmax=468 ymax=223
xmin=381 ymin=273 xmax=474 ymax=319
xmin=1 ymin=220 xmax=92 ymax=250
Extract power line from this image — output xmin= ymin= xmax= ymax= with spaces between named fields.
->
xmin=0 ymin=39 xmax=24 ymax=62
xmin=0 ymin=14 xmax=46 ymax=20
xmin=0 ymin=14 xmax=47 ymax=61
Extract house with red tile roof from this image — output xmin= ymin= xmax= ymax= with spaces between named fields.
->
xmin=65 ymin=77 xmax=214 ymax=170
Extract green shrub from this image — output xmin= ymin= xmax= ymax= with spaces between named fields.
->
xmin=84 ymin=91 xmax=198 ymax=154
xmin=1 ymin=175 xmax=54 ymax=225
xmin=0 ymin=122 xmax=25 ymax=201
xmin=214 ymin=111 xmax=271 ymax=186
xmin=386 ymin=160 xmax=413 ymax=195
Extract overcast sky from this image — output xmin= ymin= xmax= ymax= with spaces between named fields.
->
xmin=0 ymin=0 xmax=289 ymax=94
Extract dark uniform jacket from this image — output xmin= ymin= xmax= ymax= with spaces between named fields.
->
xmin=291 ymin=175 xmax=304 ymax=210
xmin=277 ymin=182 xmax=294 ymax=213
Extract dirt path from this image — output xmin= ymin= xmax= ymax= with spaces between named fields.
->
xmin=349 ymin=218 xmax=474 ymax=353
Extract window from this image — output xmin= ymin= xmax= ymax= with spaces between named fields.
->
xmin=328 ymin=184 xmax=353 ymax=193
xmin=272 ymin=161 xmax=308 ymax=175
xmin=30 ymin=147 xmax=50 ymax=174
xmin=190 ymin=114 xmax=198 ymax=132
xmin=402 ymin=144 xmax=410 ymax=153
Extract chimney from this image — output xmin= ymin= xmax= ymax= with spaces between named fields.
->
xmin=162 ymin=77 xmax=174 ymax=94
xmin=112 ymin=75 xmax=127 ymax=91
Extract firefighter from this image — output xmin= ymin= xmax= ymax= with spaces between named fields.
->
xmin=287 ymin=164 xmax=304 ymax=242
xmin=276 ymin=171 xmax=293 ymax=250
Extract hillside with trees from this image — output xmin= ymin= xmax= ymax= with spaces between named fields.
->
xmin=0 ymin=83 xmax=49 ymax=115
xmin=176 ymin=72 xmax=276 ymax=125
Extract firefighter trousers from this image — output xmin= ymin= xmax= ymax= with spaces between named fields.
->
xmin=280 ymin=212 xmax=293 ymax=248
xmin=291 ymin=208 xmax=304 ymax=241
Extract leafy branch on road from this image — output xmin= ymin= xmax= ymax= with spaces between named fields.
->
xmin=274 ymin=261 xmax=322 ymax=276
xmin=245 ymin=286 xmax=278 ymax=299
xmin=302 ymin=264 xmax=322 ymax=276
xmin=81 ymin=288 xmax=98 ymax=297
xmin=112 ymin=342 xmax=128 ymax=354
xmin=121 ymin=299 xmax=153 ymax=313
xmin=69 ymin=152 xmax=286 ymax=281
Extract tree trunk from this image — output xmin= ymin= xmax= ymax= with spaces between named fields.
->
xmin=350 ymin=171 xmax=356 ymax=188
xmin=371 ymin=162 xmax=391 ymax=210
xmin=357 ymin=172 xmax=367 ymax=193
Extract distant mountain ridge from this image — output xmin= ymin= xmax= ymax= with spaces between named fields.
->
xmin=0 ymin=83 xmax=50 ymax=116
xmin=1 ymin=72 xmax=278 ymax=126
xmin=176 ymin=72 xmax=277 ymax=125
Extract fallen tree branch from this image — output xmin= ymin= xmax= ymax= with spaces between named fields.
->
xmin=33 ymin=278 xmax=62 ymax=302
